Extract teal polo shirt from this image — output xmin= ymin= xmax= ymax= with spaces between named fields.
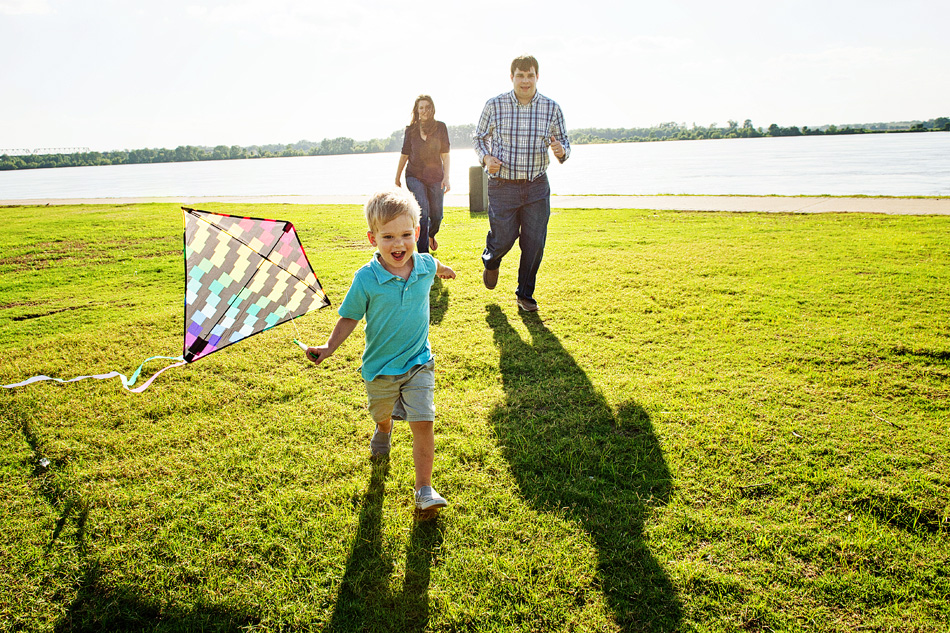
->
xmin=338 ymin=252 xmax=436 ymax=381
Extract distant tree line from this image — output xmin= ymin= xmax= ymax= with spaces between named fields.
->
xmin=2 ymin=119 xmax=946 ymax=171
xmin=0 ymin=124 xmax=478 ymax=171
xmin=571 ymin=117 xmax=950 ymax=143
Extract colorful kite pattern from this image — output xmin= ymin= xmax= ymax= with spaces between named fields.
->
xmin=182 ymin=207 xmax=330 ymax=362
xmin=3 ymin=207 xmax=330 ymax=393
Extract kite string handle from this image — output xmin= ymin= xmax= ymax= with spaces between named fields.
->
xmin=281 ymin=305 xmax=312 ymax=357
xmin=294 ymin=338 xmax=320 ymax=363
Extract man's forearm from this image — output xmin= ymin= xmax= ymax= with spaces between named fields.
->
xmin=473 ymin=105 xmax=494 ymax=164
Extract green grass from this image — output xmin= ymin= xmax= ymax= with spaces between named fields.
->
xmin=1 ymin=202 xmax=948 ymax=632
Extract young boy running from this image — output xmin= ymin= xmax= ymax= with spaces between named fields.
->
xmin=307 ymin=189 xmax=456 ymax=511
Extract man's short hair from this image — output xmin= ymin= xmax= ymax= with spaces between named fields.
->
xmin=511 ymin=55 xmax=539 ymax=76
xmin=365 ymin=189 xmax=420 ymax=234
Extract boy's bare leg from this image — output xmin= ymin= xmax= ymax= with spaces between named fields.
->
xmin=408 ymin=420 xmax=434 ymax=490
xmin=377 ymin=418 xmax=393 ymax=433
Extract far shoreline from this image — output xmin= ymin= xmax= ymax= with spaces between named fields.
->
xmin=2 ymin=194 xmax=949 ymax=215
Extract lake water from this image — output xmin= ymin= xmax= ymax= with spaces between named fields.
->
xmin=1 ymin=132 xmax=948 ymax=199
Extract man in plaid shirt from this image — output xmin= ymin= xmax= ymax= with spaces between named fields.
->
xmin=473 ymin=54 xmax=570 ymax=313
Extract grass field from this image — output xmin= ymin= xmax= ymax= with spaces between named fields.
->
xmin=1 ymin=202 xmax=948 ymax=632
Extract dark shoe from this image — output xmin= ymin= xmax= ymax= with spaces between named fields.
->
xmin=517 ymin=296 xmax=539 ymax=312
xmin=483 ymin=267 xmax=499 ymax=290
xmin=370 ymin=425 xmax=391 ymax=457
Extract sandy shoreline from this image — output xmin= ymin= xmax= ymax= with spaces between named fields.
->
xmin=2 ymin=194 xmax=949 ymax=215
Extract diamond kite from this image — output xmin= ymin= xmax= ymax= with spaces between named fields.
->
xmin=182 ymin=206 xmax=330 ymax=362
xmin=4 ymin=207 xmax=330 ymax=393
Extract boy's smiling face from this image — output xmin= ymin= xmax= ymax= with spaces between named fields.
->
xmin=368 ymin=213 xmax=419 ymax=277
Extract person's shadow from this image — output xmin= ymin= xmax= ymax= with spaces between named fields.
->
xmin=54 ymin=561 xmax=259 ymax=631
xmin=327 ymin=458 xmax=444 ymax=632
xmin=486 ymin=305 xmax=680 ymax=631
xmin=429 ymin=277 xmax=449 ymax=325
xmin=328 ymin=458 xmax=394 ymax=630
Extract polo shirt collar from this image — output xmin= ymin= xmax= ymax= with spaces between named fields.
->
xmin=370 ymin=252 xmax=421 ymax=284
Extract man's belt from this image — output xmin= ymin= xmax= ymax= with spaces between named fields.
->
xmin=492 ymin=174 xmax=546 ymax=184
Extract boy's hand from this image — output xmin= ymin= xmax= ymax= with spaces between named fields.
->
xmin=307 ymin=345 xmax=332 ymax=365
xmin=436 ymin=262 xmax=456 ymax=279
xmin=307 ymin=318 xmax=356 ymax=366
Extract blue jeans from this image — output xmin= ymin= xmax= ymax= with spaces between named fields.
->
xmin=406 ymin=176 xmax=444 ymax=254
xmin=481 ymin=173 xmax=551 ymax=302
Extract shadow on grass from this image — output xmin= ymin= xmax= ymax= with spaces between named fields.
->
xmin=20 ymin=419 xmax=90 ymax=555
xmin=329 ymin=457 xmax=394 ymax=630
xmin=400 ymin=517 xmax=445 ymax=631
xmin=486 ymin=305 xmax=680 ymax=632
xmin=54 ymin=561 xmax=259 ymax=632
xmin=429 ymin=277 xmax=449 ymax=326
xmin=328 ymin=457 xmax=444 ymax=632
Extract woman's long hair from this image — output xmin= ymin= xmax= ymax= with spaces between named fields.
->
xmin=409 ymin=94 xmax=436 ymax=135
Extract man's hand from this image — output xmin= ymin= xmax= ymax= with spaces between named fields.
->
xmin=484 ymin=155 xmax=502 ymax=175
xmin=550 ymin=136 xmax=566 ymax=160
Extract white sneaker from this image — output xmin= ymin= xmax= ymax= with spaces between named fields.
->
xmin=414 ymin=486 xmax=448 ymax=510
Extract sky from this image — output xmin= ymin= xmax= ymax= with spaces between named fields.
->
xmin=2 ymin=0 xmax=948 ymax=152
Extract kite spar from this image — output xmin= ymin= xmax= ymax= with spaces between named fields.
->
xmin=3 ymin=207 xmax=330 ymax=393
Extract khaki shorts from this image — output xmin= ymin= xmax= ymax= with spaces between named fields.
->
xmin=365 ymin=360 xmax=435 ymax=424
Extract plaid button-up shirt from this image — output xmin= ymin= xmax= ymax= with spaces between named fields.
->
xmin=473 ymin=90 xmax=570 ymax=181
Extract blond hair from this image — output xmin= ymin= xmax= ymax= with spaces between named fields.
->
xmin=365 ymin=189 xmax=421 ymax=234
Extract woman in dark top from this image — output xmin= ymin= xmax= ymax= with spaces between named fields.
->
xmin=395 ymin=94 xmax=451 ymax=253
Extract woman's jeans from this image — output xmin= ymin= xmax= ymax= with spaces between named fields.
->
xmin=406 ymin=176 xmax=444 ymax=253
xmin=481 ymin=173 xmax=551 ymax=302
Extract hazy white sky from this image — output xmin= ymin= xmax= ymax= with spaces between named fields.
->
xmin=2 ymin=0 xmax=948 ymax=152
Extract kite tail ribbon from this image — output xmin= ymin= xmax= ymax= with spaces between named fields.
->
xmin=2 ymin=355 xmax=186 ymax=394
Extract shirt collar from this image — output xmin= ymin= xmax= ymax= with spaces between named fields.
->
xmin=370 ymin=252 xmax=420 ymax=284
xmin=507 ymin=90 xmax=540 ymax=106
